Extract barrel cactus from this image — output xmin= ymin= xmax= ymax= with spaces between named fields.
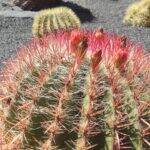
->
xmin=123 ymin=0 xmax=150 ymax=27
xmin=32 ymin=7 xmax=81 ymax=37
xmin=13 ymin=0 xmax=62 ymax=10
xmin=0 ymin=29 xmax=149 ymax=149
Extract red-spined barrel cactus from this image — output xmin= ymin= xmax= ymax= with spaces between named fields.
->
xmin=0 ymin=29 xmax=149 ymax=149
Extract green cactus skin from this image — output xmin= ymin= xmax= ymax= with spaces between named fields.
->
xmin=0 ymin=29 xmax=149 ymax=149
xmin=32 ymin=7 xmax=81 ymax=37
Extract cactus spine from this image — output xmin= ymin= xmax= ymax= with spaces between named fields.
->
xmin=0 ymin=29 xmax=149 ymax=149
xmin=32 ymin=7 xmax=81 ymax=37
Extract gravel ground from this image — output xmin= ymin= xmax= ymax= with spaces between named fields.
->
xmin=0 ymin=0 xmax=150 ymax=68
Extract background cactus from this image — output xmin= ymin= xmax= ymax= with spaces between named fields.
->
xmin=0 ymin=29 xmax=149 ymax=149
xmin=13 ymin=0 xmax=62 ymax=10
xmin=123 ymin=0 xmax=150 ymax=27
xmin=32 ymin=7 xmax=81 ymax=37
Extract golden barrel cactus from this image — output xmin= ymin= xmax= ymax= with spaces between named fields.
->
xmin=123 ymin=0 xmax=150 ymax=27
xmin=32 ymin=7 xmax=81 ymax=37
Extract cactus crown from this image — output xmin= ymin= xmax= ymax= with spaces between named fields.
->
xmin=32 ymin=7 xmax=81 ymax=37
xmin=123 ymin=0 xmax=150 ymax=27
xmin=0 ymin=29 xmax=149 ymax=149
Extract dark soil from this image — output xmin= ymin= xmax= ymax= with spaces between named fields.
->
xmin=0 ymin=0 xmax=149 ymax=68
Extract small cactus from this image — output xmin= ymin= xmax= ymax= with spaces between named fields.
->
xmin=13 ymin=0 xmax=62 ymax=10
xmin=32 ymin=7 xmax=81 ymax=37
xmin=123 ymin=0 xmax=150 ymax=27
xmin=0 ymin=29 xmax=149 ymax=149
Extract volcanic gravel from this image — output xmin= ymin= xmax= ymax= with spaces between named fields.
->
xmin=0 ymin=0 xmax=150 ymax=68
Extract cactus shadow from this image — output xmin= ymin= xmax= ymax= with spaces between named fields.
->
xmin=58 ymin=1 xmax=95 ymax=23
xmin=33 ymin=1 xmax=95 ymax=23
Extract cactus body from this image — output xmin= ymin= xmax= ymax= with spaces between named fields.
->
xmin=0 ymin=29 xmax=149 ymax=149
xmin=123 ymin=0 xmax=150 ymax=27
xmin=32 ymin=7 xmax=81 ymax=37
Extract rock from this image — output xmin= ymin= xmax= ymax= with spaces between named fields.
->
xmin=13 ymin=0 xmax=62 ymax=11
